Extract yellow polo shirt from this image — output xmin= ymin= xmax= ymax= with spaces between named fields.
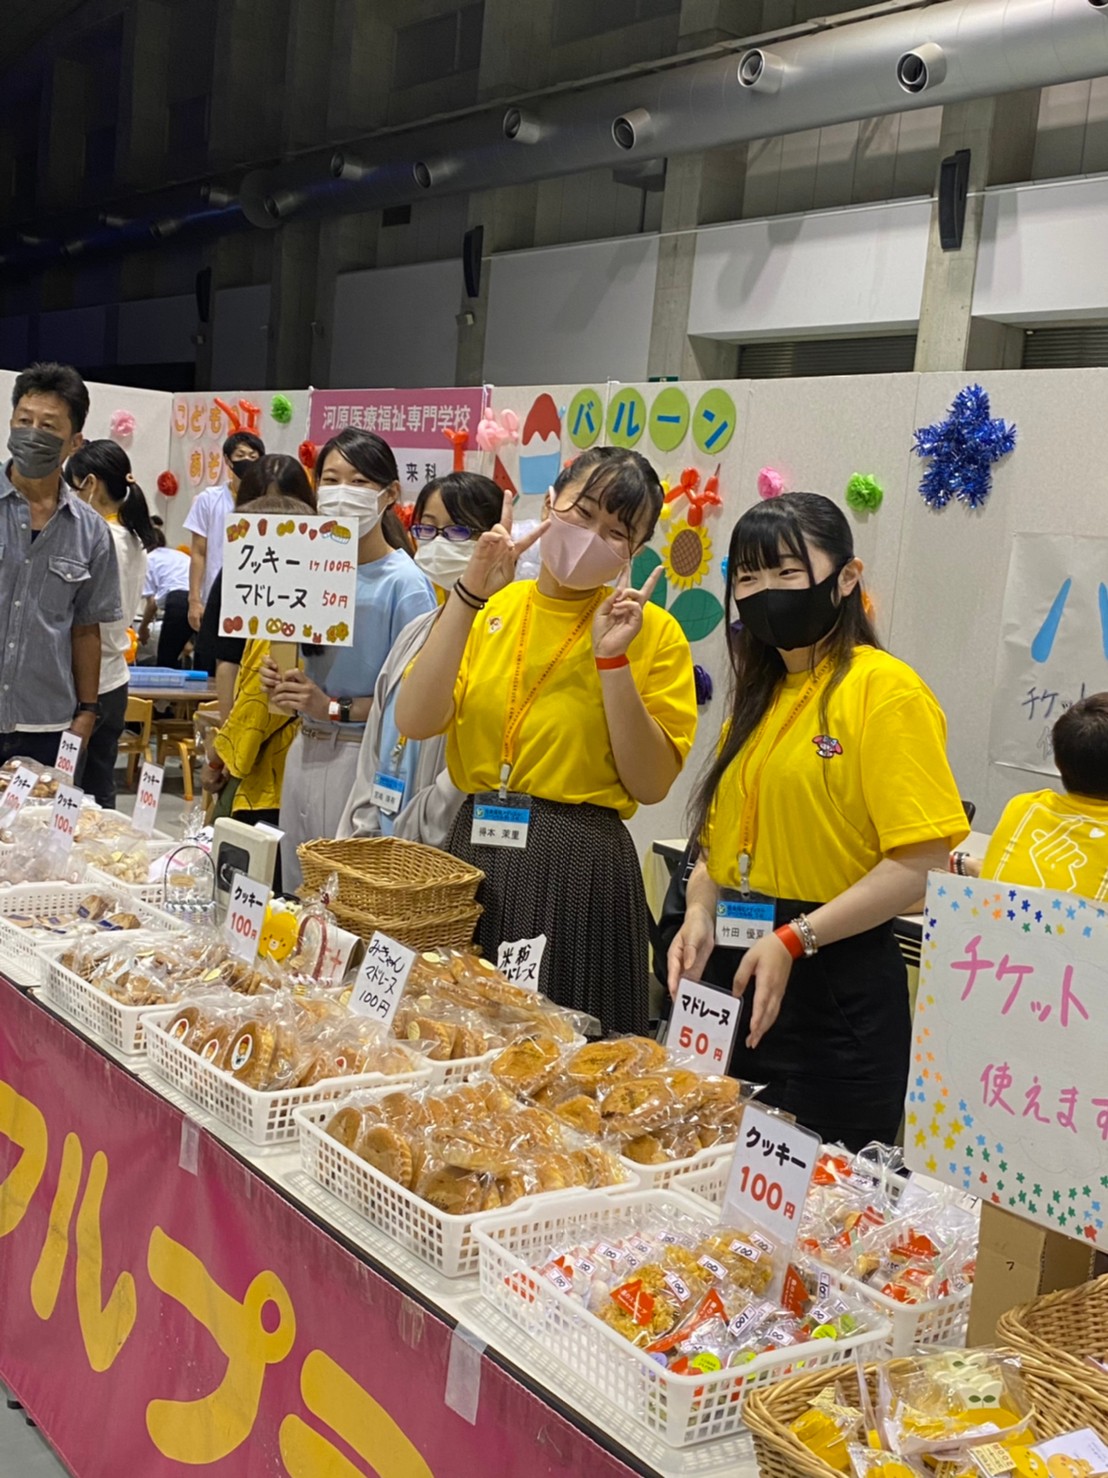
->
xmin=445 ymin=580 xmax=697 ymax=819
xmin=703 ymin=646 xmax=967 ymax=901
xmin=982 ymin=788 xmax=1108 ymax=901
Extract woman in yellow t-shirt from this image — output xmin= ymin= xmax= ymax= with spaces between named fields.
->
xmin=668 ymin=493 xmax=967 ymax=1150
xmin=397 ymin=448 xmax=698 ymax=1034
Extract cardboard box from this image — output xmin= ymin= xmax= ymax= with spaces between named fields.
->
xmin=968 ymin=1202 xmax=1096 ymax=1344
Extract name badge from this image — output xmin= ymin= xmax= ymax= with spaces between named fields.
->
xmin=472 ymin=793 xmax=531 ymax=850
xmin=370 ymin=771 xmax=405 ymax=817
xmin=716 ymin=891 xmax=775 ymax=948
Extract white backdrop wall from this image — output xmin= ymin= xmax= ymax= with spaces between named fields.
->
xmin=331 ymin=261 xmax=460 ymax=389
xmin=483 ymin=236 xmax=659 ymax=385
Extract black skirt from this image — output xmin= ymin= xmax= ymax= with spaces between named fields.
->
xmin=702 ymin=896 xmax=910 ymax=1153
xmin=448 ymin=795 xmax=650 ymax=1037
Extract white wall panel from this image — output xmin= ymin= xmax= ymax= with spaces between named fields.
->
xmin=331 ymin=260 xmax=460 ymax=388
xmin=975 ymin=174 xmax=1108 ymax=325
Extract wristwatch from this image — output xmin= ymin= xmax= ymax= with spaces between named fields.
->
xmin=75 ymin=702 xmax=101 ymax=717
xmin=328 ymin=698 xmax=354 ymax=724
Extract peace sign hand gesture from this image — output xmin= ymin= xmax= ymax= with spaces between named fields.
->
xmin=592 ymin=566 xmax=663 ymax=660
xmin=461 ymin=490 xmax=547 ymax=601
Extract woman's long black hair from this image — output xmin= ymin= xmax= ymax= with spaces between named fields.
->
xmin=413 ymin=470 xmax=503 ymax=531
xmin=315 ymin=428 xmax=410 ymax=553
xmin=688 ymin=493 xmax=880 ymax=848
xmin=65 ymin=439 xmax=158 ymax=551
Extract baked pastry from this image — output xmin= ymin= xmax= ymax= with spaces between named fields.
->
xmin=358 ymin=1125 xmax=414 ymax=1189
xmin=490 ymin=1034 xmax=561 ymax=1095
xmin=326 ymin=1105 xmax=367 ymax=1150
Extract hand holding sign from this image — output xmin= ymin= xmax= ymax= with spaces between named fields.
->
xmin=461 ymin=490 xmax=547 ymax=602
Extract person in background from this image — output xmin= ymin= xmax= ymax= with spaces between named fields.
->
xmin=954 ymin=691 xmax=1108 ymax=900
xmin=667 ymin=493 xmax=967 ymax=1151
xmin=184 ymin=429 xmax=264 ymax=638
xmin=202 ymin=466 xmax=320 ymax=892
xmin=264 ymin=429 xmax=437 ymax=893
xmin=0 ymin=362 xmax=121 ymax=768
xmin=138 ymin=523 xmax=191 ymax=668
xmin=339 ymin=471 xmax=505 ymax=846
xmin=64 ymin=441 xmax=157 ymax=808
xmin=397 ymin=447 xmax=696 ymax=1036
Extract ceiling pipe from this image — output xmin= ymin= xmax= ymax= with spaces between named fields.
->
xmin=235 ymin=0 xmax=1108 ymax=223
xmin=4 ymin=0 xmax=1108 ymax=272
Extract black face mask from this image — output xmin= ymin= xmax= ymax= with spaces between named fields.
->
xmin=736 ymin=567 xmax=843 ymax=651
xmin=230 ymin=458 xmax=255 ymax=486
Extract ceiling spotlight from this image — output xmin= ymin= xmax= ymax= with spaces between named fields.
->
xmin=503 ymin=107 xmax=542 ymax=144
xmin=896 ymin=43 xmax=947 ymax=93
xmin=612 ymin=108 xmax=652 ymax=151
xmin=737 ymin=49 xmax=785 ymax=93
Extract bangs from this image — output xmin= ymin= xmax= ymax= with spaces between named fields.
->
xmin=732 ymin=501 xmax=812 ymax=574
xmin=576 ymin=462 xmax=662 ymax=541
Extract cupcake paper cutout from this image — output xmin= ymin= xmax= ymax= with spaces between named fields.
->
xmin=518 ymin=394 xmax=562 ymax=495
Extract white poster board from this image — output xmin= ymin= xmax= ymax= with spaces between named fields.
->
xmin=220 ymin=514 xmax=359 ymax=646
xmin=904 ymin=871 xmax=1108 ymax=1251
xmin=989 ymin=534 xmax=1108 ymax=778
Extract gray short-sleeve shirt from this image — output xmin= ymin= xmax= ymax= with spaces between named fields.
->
xmin=0 ymin=464 xmax=123 ymax=732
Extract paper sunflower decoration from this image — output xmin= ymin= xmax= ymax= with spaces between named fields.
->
xmin=631 ymin=541 xmax=724 ymax=645
xmin=662 ymin=520 xmax=713 ymax=591
xmin=913 ymin=384 xmax=1017 ymax=510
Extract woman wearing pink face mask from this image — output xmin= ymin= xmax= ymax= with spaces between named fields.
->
xmin=397 ymin=447 xmax=697 ymax=1033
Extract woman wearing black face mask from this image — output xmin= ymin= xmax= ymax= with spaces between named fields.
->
xmin=668 ymin=493 xmax=967 ymax=1150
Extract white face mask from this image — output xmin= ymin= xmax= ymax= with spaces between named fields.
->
xmin=414 ymin=537 xmax=473 ymax=591
xmin=540 ymin=511 xmax=628 ymax=590
xmin=317 ymin=482 xmax=386 ymax=540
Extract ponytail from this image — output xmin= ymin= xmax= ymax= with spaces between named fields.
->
xmin=119 ymin=482 xmax=158 ymax=551
xmin=64 ymin=438 xmax=157 ymax=550
xmin=382 ymin=505 xmax=413 ymax=555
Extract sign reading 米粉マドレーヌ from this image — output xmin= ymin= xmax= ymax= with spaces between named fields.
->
xmin=904 ymin=871 xmax=1108 ymax=1250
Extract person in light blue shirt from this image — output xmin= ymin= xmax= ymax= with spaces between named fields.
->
xmin=264 ymin=429 xmax=436 ymax=891
xmin=339 ymin=470 xmax=506 ymax=846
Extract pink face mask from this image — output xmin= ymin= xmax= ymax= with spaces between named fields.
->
xmin=540 ymin=512 xmax=628 ymax=590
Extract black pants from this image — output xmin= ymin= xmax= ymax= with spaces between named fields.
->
xmin=0 ymin=731 xmax=68 ymax=768
xmin=703 ymin=897 xmax=910 ymax=1153
xmin=157 ymin=590 xmax=193 ymax=669
xmin=81 ymin=681 xmax=130 ymax=809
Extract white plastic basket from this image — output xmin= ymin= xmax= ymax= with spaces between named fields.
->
xmin=41 ymin=952 xmax=167 ymax=1056
xmin=420 ymin=1032 xmax=588 ymax=1088
xmin=143 ymin=1008 xmax=433 ymax=1147
xmin=474 ymin=1187 xmax=891 ymax=1448
xmin=0 ymin=882 xmax=182 ymax=985
xmin=673 ymin=1162 xmax=974 ymax=1357
xmin=620 ymin=1139 xmax=736 ymax=1194
xmin=295 ymin=1095 xmax=636 ymax=1278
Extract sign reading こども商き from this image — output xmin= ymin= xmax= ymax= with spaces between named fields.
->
xmin=221 ymin=514 xmax=359 ymax=647
xmin=904 ymin=871 xmax=1108 ymax=1250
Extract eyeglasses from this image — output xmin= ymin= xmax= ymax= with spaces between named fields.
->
xmin=409 ymin=523 xmax=474 ymax=543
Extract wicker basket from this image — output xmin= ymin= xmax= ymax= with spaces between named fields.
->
xmin=998 ymin=1274 xmax=1108 ymax=1408
xmin=330 ymin=900 xmax=482 ymax=952
xmin=298 ymin=836 xmax=483 ymax=918
xmin=744 ymin=1355 xmax=1078 ymax=1478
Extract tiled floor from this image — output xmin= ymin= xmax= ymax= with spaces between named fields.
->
xmin=0 ymin=1391 xmax=69 ymax=1476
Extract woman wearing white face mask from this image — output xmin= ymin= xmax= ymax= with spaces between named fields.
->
xmin=338 ymin=471 xmax=506 ymax=847
xmin=263 ymin=429 xmax=436 ymax=892
xmin=396 ymin=447 xmax=698 ymax=1034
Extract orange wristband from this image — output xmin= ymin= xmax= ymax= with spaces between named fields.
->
xmin=774 ymin=924 xmax=804 ymax=961
xmin=595 ymin=654 xmax=630 ymax=671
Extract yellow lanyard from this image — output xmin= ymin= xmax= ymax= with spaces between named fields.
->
xmin=499 ymin=590 xmax=604 ymax=794
xmin=736 ymin=657 xmax=834 ymax=891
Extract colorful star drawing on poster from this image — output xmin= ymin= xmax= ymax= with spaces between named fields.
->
xmin=631 ymin=544 xmax=724 ymax=645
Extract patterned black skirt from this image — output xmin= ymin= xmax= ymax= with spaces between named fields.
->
xmin=448 ymin=795 xmax=649 ymax=1037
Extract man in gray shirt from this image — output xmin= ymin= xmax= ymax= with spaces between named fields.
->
xmin=0 ymin=363 xmax=122 ymax=769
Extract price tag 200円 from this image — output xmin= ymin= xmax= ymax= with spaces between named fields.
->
xmin=224 ymin=871 xmax=272 ymax=963
xmin=54 ymin=731 xmax=83 ymax=779
xmin=667 ymin=977 xmax=741 ymax=1075
xmin=350 ymin=931 xmax=416 ymax=1032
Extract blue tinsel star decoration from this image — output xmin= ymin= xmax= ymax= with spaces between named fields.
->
xmin=913 ymin=383 xmax=1017 ymax=510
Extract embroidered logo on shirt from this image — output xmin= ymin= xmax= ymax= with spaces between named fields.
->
xmin=486 ymin=615 xmax=503 ymax=634
xmin=812 ymin=734 xmax=844 ymax=760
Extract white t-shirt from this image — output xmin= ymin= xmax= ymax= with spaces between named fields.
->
xmin=101 ymin=520 xmax=148 ymax=695
xmin=183 ymin=483 xmax=233 ymax=599
xmin=142 ymin=547 xmax=190 ymax=606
